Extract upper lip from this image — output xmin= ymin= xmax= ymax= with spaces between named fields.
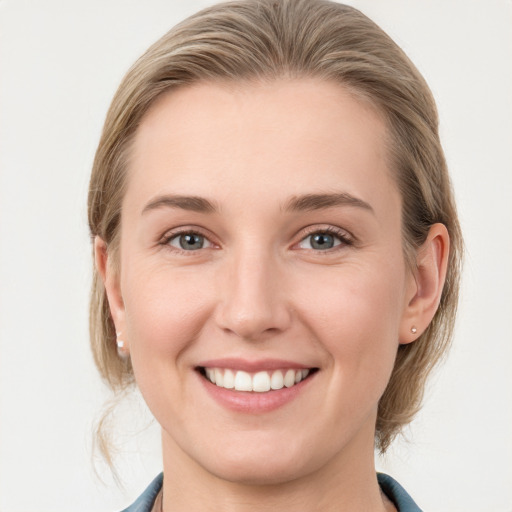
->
xmin=196 ymin=358 xmax=314 ymax=372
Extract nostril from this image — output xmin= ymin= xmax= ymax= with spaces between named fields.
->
xmin=217 ymin=311 xmax=291 ymax=342
xmin=214 ymin=272 xmax=293 ymax=340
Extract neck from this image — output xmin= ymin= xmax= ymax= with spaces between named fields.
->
xmin=160 ymin=425 xmax=394 ymax=512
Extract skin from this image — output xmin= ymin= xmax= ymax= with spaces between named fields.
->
xmin=96 ymin=79 xmax=449 ymax=511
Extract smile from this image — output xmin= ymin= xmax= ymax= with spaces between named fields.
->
xmin=199 ymin=367 xmax=315 ymax=392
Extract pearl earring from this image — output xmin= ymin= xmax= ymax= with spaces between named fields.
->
xmin=411 ymin=326 xmax=417 ymax=334
xmin=116 ymin=332 xmax=129 ymax=359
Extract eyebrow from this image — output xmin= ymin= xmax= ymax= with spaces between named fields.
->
xmin=141 ymin=192 xmax=374 ymax=216
xmin=283 ymin=192 xmax=374 ymax=213
xmin=142 ymin=195 xmax=219 ymax=215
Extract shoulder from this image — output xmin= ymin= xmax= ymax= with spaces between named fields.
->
xmin=120 ymin=473 xmax=163 ymax=512
xmin=377 ymin=473 xmax=423 ymax=512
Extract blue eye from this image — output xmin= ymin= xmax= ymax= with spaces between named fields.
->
xmin=298 ymin=230 xmax=348 ymax=251
xmin=310 ymin=233 xmax=337 ymax=250
xmin=168 ymin=232 xmax=211 ymax=251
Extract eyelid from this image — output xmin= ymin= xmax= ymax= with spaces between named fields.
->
xmin=159 ymin=226 xmax=218 ymax=253
xmin=158 ymin=224 xmax=354 ymax=254
xmin=294 ymin=225 xmax=354 ymax=250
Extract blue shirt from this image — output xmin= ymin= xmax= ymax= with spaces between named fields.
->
xmin=121 ymin=472 xmax=422 ymax=511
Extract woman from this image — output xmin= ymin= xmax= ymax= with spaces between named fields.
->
xmin=88 ymin=0 xmax=462 ymax=510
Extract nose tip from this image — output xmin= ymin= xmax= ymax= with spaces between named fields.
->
xmin=220 ymin=310 xmax=282 ymax=341
xmin=215 ymin=258 xmax=291 ymax=341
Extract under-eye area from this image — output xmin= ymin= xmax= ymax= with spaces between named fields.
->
xmin=197 ymin=367 xmax=319 ymax=392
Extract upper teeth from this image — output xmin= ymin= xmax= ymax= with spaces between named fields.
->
xmin=204 ymin=368 xmax=310 ymax=392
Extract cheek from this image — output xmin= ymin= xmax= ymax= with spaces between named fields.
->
xmin=121 ymin=262 xmax=214 ymax=370
xmin=297 ymin=260 xmax=405 ymax=383
xmin=119 ymin=262 xmax=219 ymax=426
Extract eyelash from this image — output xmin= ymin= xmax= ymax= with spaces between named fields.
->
xmin=297 ymin=226 xmax=354 ymax=252
xmin=159 ymin=226 xmax=353 ymax=254
xmin=159 ymin=228 xmax=215 ymax=255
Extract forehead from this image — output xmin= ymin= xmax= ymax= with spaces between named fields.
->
xmin=126 ymin=79 xmax=398 ymax=219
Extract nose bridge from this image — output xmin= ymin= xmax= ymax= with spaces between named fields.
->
xmin=216 ymin=242 xmax=290 ymax=340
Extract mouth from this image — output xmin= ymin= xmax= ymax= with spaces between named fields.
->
xmin=197 ymin=366 xmax=318 ymax=392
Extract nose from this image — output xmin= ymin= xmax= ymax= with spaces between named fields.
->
xmin=214 ymin=249 xmax=292 ymax=341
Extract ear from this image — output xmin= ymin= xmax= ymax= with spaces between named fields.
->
xmin=94 ymin=236 xmax=126 ymax=345
xmin=399 ymin=223 xmax=450 ymax=344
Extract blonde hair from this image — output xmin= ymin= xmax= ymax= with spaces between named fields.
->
xmin=88 ymin=0 xmax=462 ymax=455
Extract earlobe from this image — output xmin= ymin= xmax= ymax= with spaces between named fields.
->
xmin=94 ymin=236 xmax=126 ymax=338
xmin=399 ymin=223 xmax=450 ymax=344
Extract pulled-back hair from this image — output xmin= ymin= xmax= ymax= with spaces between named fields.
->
xmin=88 ymin=0 xmax=462 ymax=455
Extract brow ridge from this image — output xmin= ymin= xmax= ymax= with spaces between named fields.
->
xmin=283 ymin=192 xmax=374 ymax=213
xmin=142 ymin=192 xmax=373 ymax=216
xmin=142 ymin=195 xmax=218 ymax=215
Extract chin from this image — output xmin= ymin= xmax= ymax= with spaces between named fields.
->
xmin=192 ymin=435 xmax=324 ymax=486
xmin=206 ymin=457 xmax=309 ymax=486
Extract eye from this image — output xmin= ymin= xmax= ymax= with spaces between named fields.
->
xmin=167 ymin=232 xmax=213 ymax=251
xmin=297 ymin=229 xmax=350 ymax=251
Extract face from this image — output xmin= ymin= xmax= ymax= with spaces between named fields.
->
xmin=105 ymin=79 xmax=417 ymax=485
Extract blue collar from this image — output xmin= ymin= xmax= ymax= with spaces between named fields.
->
xmin=121 ymin=472 xmax=422 ymax=511
xmin=378 ymin=473 xmax=423 ymax=511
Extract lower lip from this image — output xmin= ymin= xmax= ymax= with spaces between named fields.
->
xmin=198 ymin=372 xmax=316 ymax=413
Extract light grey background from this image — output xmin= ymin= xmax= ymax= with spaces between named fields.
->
xmin=0 ymin=0 xmax=511 ymax=511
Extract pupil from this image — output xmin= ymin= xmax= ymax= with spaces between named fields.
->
xmin=180 ymin=234 xmax=203 ymax=250
xmin=311 ymin=233 xmax=334 ymax=250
